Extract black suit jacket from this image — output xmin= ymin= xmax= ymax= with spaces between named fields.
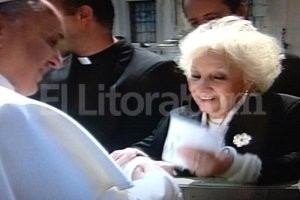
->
xmin=33 ymin=38 xmax=189 ymax=152
xmin=134 ymin=92 xmax=300 ymax=184
xmin=270 ymin=53 xmax=300 ymax=97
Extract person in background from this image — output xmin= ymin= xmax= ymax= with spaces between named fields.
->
xmin=112 ymin=16 xmax=300 ymax=184
xmin=0 ymin=0 xmax=181 ymax=199
xmin=182 ymin=0 xmax=300 ymax=97
xmin=183 ymin=0 xmax=248 ymax=27
xmin=32 ymin=0 xmax=188 ymax=152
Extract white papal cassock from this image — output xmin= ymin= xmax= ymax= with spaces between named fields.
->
xmin=0 ymin=74 xmax=181 ymax=200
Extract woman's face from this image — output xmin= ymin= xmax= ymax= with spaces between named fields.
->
xmin=188 ymin=51 xmax=249 ymax=119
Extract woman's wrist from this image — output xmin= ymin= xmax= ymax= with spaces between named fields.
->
xmin=215 ymin=146 xmax=236 ymax=175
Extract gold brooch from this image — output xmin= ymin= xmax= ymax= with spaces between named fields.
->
xmin=233 ymin=133 xmax=252 ymax=147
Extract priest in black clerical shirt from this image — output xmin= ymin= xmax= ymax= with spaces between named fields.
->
xmin=32 ymin=0 xmax=189 ymax=152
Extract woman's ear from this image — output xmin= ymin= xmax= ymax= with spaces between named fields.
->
xmin=245 ymin=80 xmax=255 ymax=93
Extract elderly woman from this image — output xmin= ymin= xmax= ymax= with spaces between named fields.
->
xmin=0 ymin=1 xmax=181 ymax=199
xmin=112 ymin=16 xmax=300 ymax=184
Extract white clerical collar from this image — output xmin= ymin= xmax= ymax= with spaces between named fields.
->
xmin=77 ymin=57 xmax=92 ymax=65
xmin=0 ymin=74 xmax=14 ymax=91
xmin=77 ymin=38 xmax=118 ymax=66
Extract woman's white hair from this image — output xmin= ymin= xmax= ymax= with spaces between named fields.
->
xmin=179 ymin=16 xmax=284 ymax=93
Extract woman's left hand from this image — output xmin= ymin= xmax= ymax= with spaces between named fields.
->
xmin=178 ymin=146 xmax=234 ymax=177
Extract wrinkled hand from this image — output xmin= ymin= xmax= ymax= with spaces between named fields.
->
xmin=110 ymin=147 xmax=148 ymax=167
xmin=178 ymin=147 xmax=233 ymax=177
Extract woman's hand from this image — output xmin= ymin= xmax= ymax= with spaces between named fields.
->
xmin=110 ymin=147 xmax=148 ymax=167
xmin=178 ymin=146 xmax=234 ymax=177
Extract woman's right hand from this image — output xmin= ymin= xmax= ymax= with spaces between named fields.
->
xmin=178 ymin=146 xmax=234 ymax=177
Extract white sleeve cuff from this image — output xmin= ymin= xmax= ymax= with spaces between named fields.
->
xmin=220 ymin=146 xmax=262 ymax=183
xmin=122 ymin=157 xmax=182 ymax=200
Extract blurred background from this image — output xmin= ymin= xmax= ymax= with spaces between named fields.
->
xmin=112 ymin=0 xmax=300 ymax=61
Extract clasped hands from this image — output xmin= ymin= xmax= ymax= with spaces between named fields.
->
xmin=110 ymin=147 xmax=234 ymax=178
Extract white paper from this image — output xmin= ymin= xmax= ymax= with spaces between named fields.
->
xmin=162 ymin=115 xmax=221 ymax=168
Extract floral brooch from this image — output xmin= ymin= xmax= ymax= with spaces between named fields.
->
xmin=233 ymin=133 xmax=252 ymax=147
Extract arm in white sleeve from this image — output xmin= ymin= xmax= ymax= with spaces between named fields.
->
xmin=220 ymin=147 xmax=262 ymax=183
